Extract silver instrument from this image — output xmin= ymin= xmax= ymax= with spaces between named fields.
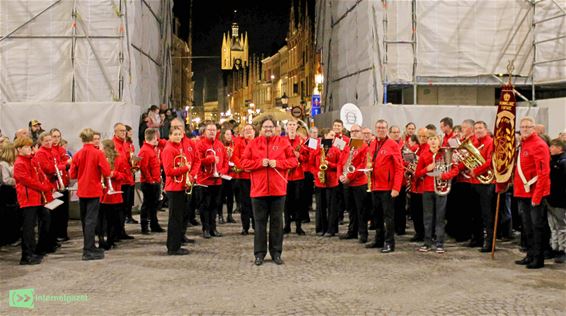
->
xmin=206 ymin=148 xmax=220 ymax=177
xmin=106 ymin=177 xmax=123 ymax=195
xmin=54 ymin=158 xmax=66 ymax=192
xmin=430 ymin=147 xmax=453 ymax=196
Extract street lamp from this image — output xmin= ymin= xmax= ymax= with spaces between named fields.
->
xmin=281 ymin=92 xmax=289 ymax=109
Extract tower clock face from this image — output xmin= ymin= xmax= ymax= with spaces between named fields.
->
xmin=234 ymin=58 xmax=242 ymax=67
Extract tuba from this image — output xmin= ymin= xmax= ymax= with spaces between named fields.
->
xmin=317 ymin=146 xmax=328 ymax=184
xmin=432 ymin=147 xmax=453 ymax=196
xmin=454 ymin=138 xmax=494 ymax=184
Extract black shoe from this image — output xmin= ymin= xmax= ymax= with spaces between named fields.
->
xmin=226 ymin=216 xmax=236 ymax=223
xmin=296 ymin=228 xmax=306 ymax=236
xmin=254 ymin=256 xmax=264 ymax=266
xmin=189 ymin=219 xmax=200 ymax=226
xmin=381 ymin=244 xmax=394 ymax=253
xmin=167 ymin=248 xmax=190 ymax=256
xmin=99 ymin=241 xmax=111 ymax=250
xmin=202 ymin=231 xmax=211 ymax=239
xmin=283 ymin=225 xmax=291 ymax=234
xmin=211 ymin=230 xmax=223 ymax=237
xmin=479 ymin=246 xmax=493 ymax=253
xmin=409 ymin=235 xmax=424 ymax=242
xmin=82 ymin=252 xmax=104 ymax=261
xmin=218 ymin=216 xmax=225 ymax=224
xmin=141 ymin=227 xmax=150 ymax=235
xmin=359 ymin=236 xmax=368 ymax=243
xmin=151 ymin=226 xmax=165 ymax=233
xmin=273 ymin=255 xmax=283 ymax=265
xmin=526 ymin=260 xmax=544 ymax=269
xmin=241 ymin=229 xmax=249 ymax=235
xmin=120 ymin=234 xmax=135 ymax=240
xmin=365 ymin=241 xmax=384 ymax=249
xmin=515 ymin=256 xmax=532 ymax=265
xmin=339 ymin=233 xmax=356 ymax=240
xmin=20 ymin=255 xmax=42 ymax=265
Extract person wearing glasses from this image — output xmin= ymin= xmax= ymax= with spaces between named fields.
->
xmin=241 ymin=116 xmax=298 ymax=266
xmin=513 ymin=117 xmax=550 ymax=269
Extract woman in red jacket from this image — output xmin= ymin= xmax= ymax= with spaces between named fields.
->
xmin=50 ymin=128 xmax=71 ymax=241
xmin=161 ymin=127 xmax=195 ymax=255
xmin=312 ymin=129 xmax=342 ymax=237
xmin=13 ymin=136 xmax=52 ymax=265
xmin=218 ymin=128 xmax=237 ymax=224
xmin=97 ymin=140 xmax=130 ymax=250
xmin=241 ymin=116 xmax=298 ymax=266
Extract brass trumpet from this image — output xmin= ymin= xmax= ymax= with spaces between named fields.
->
xmin=173 ymin=149 xmax=193 ymax=195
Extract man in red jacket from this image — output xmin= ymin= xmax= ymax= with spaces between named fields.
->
xmin=112 ymin=123 xmax=136 ymax=239
xmin=14 ymin=136 xmax=52 ymax=265
xmin=138 ymin=128 xmax=165 ymax=234
xmin=514 ymin=117 xmax=551 ymax=269
xmin=196 ymin=122 xmax=228 ymax=238
xmin=241 ymin=116 xmax=298 ymax=266
xmin=232 ymin=124 xmax=256 ymax=235
xmin=365 ymin=119 xmax=404 ymax=253
xmin=70 ymin=128 xmax=111 ymax=260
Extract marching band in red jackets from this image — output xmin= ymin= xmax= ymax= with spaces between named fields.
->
xmin=33 ymin=145 xmax=59 ymax=190
xmin=513 ymin=132 xmax=551 ymax=205
xmin=139 ymin=142 xmax=161 ymax=184
xmin=51 ymin=144 xmax=70 ymax=187
xmin=69 ymin=144 xmax=111 ymax=198
xmin=196 ymin=137 xmax=228 ymax=186
xmin=161 ymin=140 xmax=193 ymax=192
xmin=100 ymin=154 xmax=130 ymax=204
xmin=241 ymin=135 xmax=298 ymax=197
xmin=14 ymin=154 xmax=53 ymax=207
xmin=286 ymin=135 xmax=310 ymax=181
xmin=367 ymin=137 xmax=404 ymax=192
xmin=112 ymin=136 xmax=135 ymax=186
xmin=233 ymin=136 xmax=252 ymax=180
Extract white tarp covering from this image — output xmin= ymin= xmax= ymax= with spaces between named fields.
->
xmin=0 ymin=102 xmax=141 ymax=153
xmin=316 ymin=0 xmax=566 ymax=110
xmin=0 ymin=0 xmax=172 ymax=106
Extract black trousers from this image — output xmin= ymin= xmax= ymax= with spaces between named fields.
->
xmin=184 ymin=186 xmax=197 ymax=233
xmin=218 ymin=179 xmax=234 ymax=218
xmin=471 ymin=183 xmax=495 ymax=245
xmin=336 ymin=183 xmax=345 ymax=222
xmin=36 ymin=206 xmax=55 ymax=252
xmin=98 ymin=203 xmax=121 ymax=244
xmin=79 ymin=198 xmax=100 ymax=254
xmin=445 ymin=181 xmax=473 ymax=241
xmin=303 ymin=172 xmax=315 ymax=213
xmin=252 ymin=196 xmax=285 ymax=258
xmin=199 ymin=185 xmax=221 ymax=233
xmin=394 ymin=187 xmax=407 ymax=235
xmin=315 ymin=186 xmax=339 ymax=234
xmin=20 ymin=206 xmax=40 ymax=260
xmin=409 ymin=193 xmax=424 ymax=238
xmin=284 ymin=180 xmax=304 ymax=228
xmin=0 ymin=185 xmax=20 ymax=245
xmin=371 ymin=191 xmax=395 ymax=245
xmin=167 ymin=191 xmax=187 ymax=251
xmin=238 ymin=179 xmax=253 ymax=231
xmin=518 ymin=198 xmax=546 ymax=261
xmin=141 ymin=183 xmax=160 ymax=229
xmin=122 ymin=184 xmax=135 ymax=219
xmin=345 ymin=185 xmax=369 ymax=238
xmin=50 ymin=189 xmax=69 ymax=239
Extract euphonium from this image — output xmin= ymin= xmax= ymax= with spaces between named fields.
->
xmin=433 ymin=147 xmax=453 ymax=196
xmin=317 ymin=147 xmax=328 ymax=184
xmin=455 ymin=138 xmax=494 ymax=184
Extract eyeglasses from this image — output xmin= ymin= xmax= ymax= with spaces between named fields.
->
xmin=520 ymin=125 xmax=534 ymax=129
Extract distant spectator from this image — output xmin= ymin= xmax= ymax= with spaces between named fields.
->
xmin=14 ymin=128 xmax=30 ymax=141
xmin=147 ymin=105 xmax=161 ymax=128
xmin=28 ymin=119 xmax=44 ymax=142
xmin=138 ymin=112 xmax=149 ymax=147
xmin=159 ymin=111 xmax=171 ymax=140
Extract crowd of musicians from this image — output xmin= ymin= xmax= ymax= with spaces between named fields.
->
xmin=0 ymin=114 xmax=565 ymax=268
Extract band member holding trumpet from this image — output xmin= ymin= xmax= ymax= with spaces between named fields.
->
xmin=196 ymin=122 xmax=228 ymax=239
xmin=161 ymin=127 xmax=196 ymax=255
xmin=70 ymin=128 xmax=111 ymax=261
xmin=338 ymin=124 xmax=369 ymax=243
xmin=14 ymin=136 xmax=54 ymax=265
xmin=138 ymin=128 xmax=165 ymax=234
xmin=241 ymin=116 xmax=298 ymax=266
xmin=283 ymin=119 xmax=310 ymax=235
xmin=312 ymin=129 xmax=342 ymax=237
xmin=232 ymin=124 xmax=256 ymax=235
xmin=365 ymin=119 xmax=404 ymax=253
xmin=219 ymin=128 xmax=237 ymax=224
xmin=50 ymin=128 xmax=71 ymax=242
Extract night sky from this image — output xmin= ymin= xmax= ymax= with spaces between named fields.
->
xmin=173 ymin=0 xmax=293 ymax=105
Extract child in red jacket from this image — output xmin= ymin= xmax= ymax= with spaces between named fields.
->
xmin=14 ymin=136 xmax=52 ymax=265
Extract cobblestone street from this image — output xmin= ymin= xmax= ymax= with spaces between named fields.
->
xmin=1 ymin=211 xmax=565 ymax=315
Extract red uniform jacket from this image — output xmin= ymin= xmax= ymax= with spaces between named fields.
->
xmin=513 ymin=132 xmax=551 ymax=205
xmin=14 ymin=155 xmax=53 ymax=208
xmin=232 ymin=137 xmax=253 ymax=180
xmin=469 ymin=134 xmax=494 ymax=184
xmin=161 ymin=141 xmax=192 ymax=192
xmin=241 ymin=135 xmax=298 ymax=198
xmin=196 ymin=137 xmax=228 ymax=186
xmin=409 ymin=143 xmax=428 ymax=194
xmin=69 ymin=144 xmax=111 ymax=198
xmin=33 ymin=146 xmax=58 ymax=190
xmin=337 ymin=142 xmax=369 ymax=187
xmin=442 ymin=131 xmax=455 ymax=148
xmin=224 ymin=141 xmax=237 ymax=178
xmin=138 ymin=142 xmax=161 ymax=184
xmin=112 ymin=136 xmax=135 ymax=185
xmin=101 ymin=154 xmax=130 ymax=204
xmin=285 ymin=135 xmax=309 ymax=181
xmin=312 ymin=145 xmax=341 ymax=188
xmin=51 ymin=144 xmax=70 ymax=187
xmin=367 ymin=137 xmax=404 ymax=192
